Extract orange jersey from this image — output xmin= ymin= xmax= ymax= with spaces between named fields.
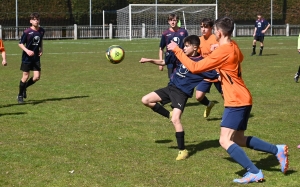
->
xmin=0 ymin=40 xmax=5 ymax=52
xmin=197 ymin=35 xmax=218 ymax=58
xmin=174 ymin=40 xmax=252 ymax=107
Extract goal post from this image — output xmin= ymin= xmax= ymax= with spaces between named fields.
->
xmin=116 ymin=4 xmax=217 ymax=40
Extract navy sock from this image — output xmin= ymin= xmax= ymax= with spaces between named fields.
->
xmin=175 ymin=131 xmax=185 ymax=150
xmin=252 ymin=45 xmax=256 ymax=53
xmin=151 ymin=103 xmax=170 ymax=118
xmin=227 ymin=143 xmax=259 ymax=174
xmin=297 ymin=66 xmax=300 ymax=74
xmin=259 ymin=46 xmax=263 ymax=54
xmin=18 ymin=81 xmax=26 ymax=96
xmin=246 ymin=136 xmax=278 ymax=155
xmin=25 ymin=77 xmax=36 ymax=88
xmin=199 ymin=96 xmax=209 ymax=106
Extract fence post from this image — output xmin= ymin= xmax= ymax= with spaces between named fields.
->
xmin=0 ymin=25 xmax=2 ymax=39
xmin=286 ymin=23 xmax=289 ymax=36
xmin=233 ymin=23 xmax=236 ymax=37
xmin=74 ymin=24 xmax=77 ymax=40
xmin=142 ymin=23 xmax=145 ymax=38
xmin=109 ymin=24 xmax=112 ymax=39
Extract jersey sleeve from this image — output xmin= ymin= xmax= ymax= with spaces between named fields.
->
xmin=159 ymin=34 xmax=166 ymax=49
xmin=19 ymin=32 xmax=27 ymax=44
xmin=0 ymin=40 xmax=5 ymax=52
xmin=201 ymin=70 xmax=219 ymax=80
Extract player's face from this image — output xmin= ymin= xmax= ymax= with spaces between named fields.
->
xmin=183 ymin=42 xmax=197 ymax=56
xmin=200 ymin=23 xmax=212 ymax=37
xmin=30 ymin=18 xmax=40 ymax=27
xmin=213 ymin=25 xmax=221 ymax=41
xmin=257 ymin=15 xmax=262 ymax=20
xmin=168 ymin=18 xmax=178 ymax=29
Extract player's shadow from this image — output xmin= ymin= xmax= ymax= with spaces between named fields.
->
xmin=168 ymin=139 xmax=220 ymax=157
xmin=155 ymin=139 xmax=173 ymax=144
xmin=225 ymin=153 xmax=296 ymax=176
xmin=259 ymin=54 xmax=278 ymax=56
xmin=26 ymin=95 xmax=89 ymax=105
xmin=0 ymin=95 xmax=89 ymax=108
xmin=185 ymin=100 xmax=220 ymax=107
xmin=0 ymin=112 xmax=27 ymax=117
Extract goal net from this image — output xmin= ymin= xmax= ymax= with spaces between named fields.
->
xmin=116 ymin=4 xmax=217 ymax=40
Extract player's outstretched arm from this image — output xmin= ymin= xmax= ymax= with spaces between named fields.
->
xmin=139 ymin=58 xmax=165 ymax=66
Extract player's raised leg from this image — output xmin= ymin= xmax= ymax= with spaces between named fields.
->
xmin=141 ymin=91 xmax=171 ymax=119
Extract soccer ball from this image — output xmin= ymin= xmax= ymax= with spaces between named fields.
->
xmin=105 ymin=45 xmax=125 ymax=64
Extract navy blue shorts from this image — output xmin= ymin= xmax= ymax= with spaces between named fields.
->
xmin=20 ymin=61 xmax=41 ymax=72
xmin=220 ymin=105 xmax=252 ymax=130
xmin=154 ymin=84 xmax=188 ymax=111
xmin=254 ymin=36 xmax=264 ymax=43
xmin=196 ymin=80 xmax=223 ymax=94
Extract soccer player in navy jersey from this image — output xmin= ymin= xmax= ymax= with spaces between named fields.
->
xmin=158 ymin=13 xmax=188 ymax=78
xmin=17 ymin=12 xmax=45 ymax=103
xmin=140 ymin=35 xmax=219 ymax=160
xmin=251 ymin=13 xmax=270 ymax=56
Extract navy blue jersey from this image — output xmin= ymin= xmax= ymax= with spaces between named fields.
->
xmin=19 ymin=27 xmax=45 ymax=63
xmin=159 ymin=28 xmax=188 ymax=69
xmin=169 ymin=55 xmax=219 ymax=97
xmin=255 ymin=19 xmax=269 ymax=36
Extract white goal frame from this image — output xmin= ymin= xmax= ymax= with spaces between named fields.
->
xmin=117 ymin=4 xmax=218 ymax=40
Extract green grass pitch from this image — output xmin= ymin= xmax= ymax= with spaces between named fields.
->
xmin=0 ymin=36 xmax=299 ymax=186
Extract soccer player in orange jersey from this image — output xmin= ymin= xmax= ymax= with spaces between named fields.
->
xmin=0 ymin=39 xmax=7 ymax=66
xmin=196 ymin=18 xmax=222 ymax=118
xmin=167 ymin=17 xmax=288 ymax=184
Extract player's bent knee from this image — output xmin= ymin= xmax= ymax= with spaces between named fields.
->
xmin=141 ymin=96 xmax=150 ymax=106
xmin=33 ymin=77 xmax=40 ymax=82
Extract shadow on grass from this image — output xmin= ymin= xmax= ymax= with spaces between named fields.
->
xmin=185 ymin=100 xmax=220 ymax=107
xmin=155 ymin=139 xmax=173 ymax=144
xmin=225 ymin=153 xmax=296 ymax=176
xmin=0 ymin=112 xmax=27 ymax=117
xmin=0 ymin=95 xmax=89 ymax=108
xmin=168 ymin=139 xmax=220 ymax=158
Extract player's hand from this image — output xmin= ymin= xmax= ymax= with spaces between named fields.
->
xmin=210 ymin=44 xmax=219 ymax=51
xmin=159 ymin=65 xmax=164 ymax=71
xmin=167 ymin=41 xmax=178 ymax=51
xmin=253 ymin=34 xmax=255 ymax=37
xmin=39 ymin=51 xmax=43 ymax=56
xmin=2 ymin=60 xmax=7 ymax=66
xmin=139 ymin=58 xmax=149 ymax=63
xmin=26 ymin=50 xmax=34 ymax=56
xmin=261 ymin=30 xmax=266 ymax=34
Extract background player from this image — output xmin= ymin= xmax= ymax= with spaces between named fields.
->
xmin=140 ymin=35 xmax=219 ymax=161
xmin=158 ymin=13 xmax=188 ymax=78
xmin=251 ymin=13 xmax=270 ymax=56
xmin=0 ymin=39 xmax=7 ymax=66
xmin=168 ymin=17 xmax=288 ymax=184
xmin=196 ymin=18 xmax=223 ymax=118
xmin=17 ymin=12 xmax=45 ymax=103
xmin=294 ymin=33 xmax=300 ymax=82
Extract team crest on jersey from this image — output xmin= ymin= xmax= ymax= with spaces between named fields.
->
xmin=180 ymin=32 xmax=185 ymax=36
xmin=176 ymin=64 xmax=189 ymax=78
xmin=172 ymin=37 xmax=180 ymax=45
xmin=32 ymin=36 xmax=40 ymax=45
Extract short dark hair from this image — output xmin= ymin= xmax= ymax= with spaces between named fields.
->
xmin=200 ymin=18 xmax=214 ymax=28
xmin=168 ymin=13 xmax=179 ymax=21
xmin=214 ymin=17 xmax=234 ymax=36
xmin=30 ymin=12 xmax=40 ymax=20
xmin=183 ymin=35 xmax=200 ymax=47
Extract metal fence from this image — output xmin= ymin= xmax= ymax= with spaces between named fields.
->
xmin=1 ymin=24 xmax=300 ymax=40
